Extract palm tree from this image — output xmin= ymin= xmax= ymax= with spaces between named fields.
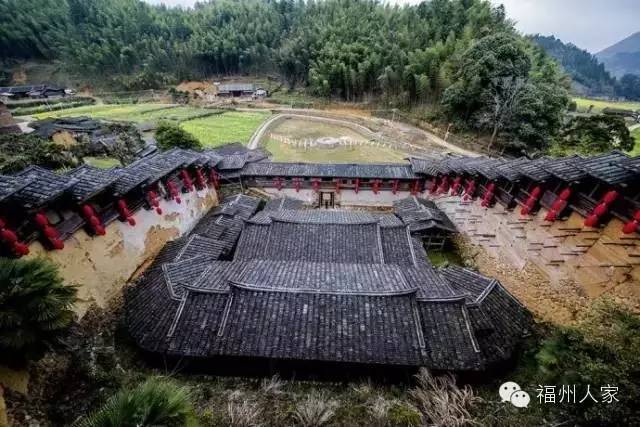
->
xmin=75 ymin=377 xmax=197 ymax=427
xmin=0 ymin=257 xmax=77 ymax=364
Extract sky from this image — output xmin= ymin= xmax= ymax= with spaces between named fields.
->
xmin=143 ymin=0 xmax=639 ymax=53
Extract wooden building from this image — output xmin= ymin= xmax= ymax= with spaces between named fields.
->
xmin=126 ymin=197 xmax=531 ymax=371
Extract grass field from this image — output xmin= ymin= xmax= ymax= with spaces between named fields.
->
xmin=31 ymin=103 xmax=176 ymax=121
xmin=83 ymin=156 xmax=122 ymax=168
xmin=181 ymin=111 xmax=271 ymax=147
xmin=264 ymin=138 xmax=407 ymax=163
xmin=631 ymin=127 xmax=640 ymax=156
xmin=574 ymin=97 xmax=640 ymax=113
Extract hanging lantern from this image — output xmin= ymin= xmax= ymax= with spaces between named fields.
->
xmin=1 ymin=229 xmax=17 ymax=244
xmin=545 ymin=210 xmax=558 ymax=222
xmin=584 ymin=214 xmax=599 ymax=227
xmin=51 ymin=239 xmax=64 ymax=250
xmin=430 ymin=177 xmax=439 ymax=194
xmin=559 ymin=188 xmax=572 ymax=200
xmin=354 ymin=178 xmax=360 ymax=194
xmin=593 ymin=203 xmax=608 ymax=217
xmin=34 ymin=213 xmax=48 ymax=227
xmin=14 ymin=242 xmax=29 ymax=256
xmin=603 ymin=190 xmax=619 ymax=205
xmin=451 ymin=176 xmax=462 ymax=195
xmin=209 ymin=170 xmax=220 ymax=189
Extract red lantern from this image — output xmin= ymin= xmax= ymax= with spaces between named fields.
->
xmin=551 ymin=199 xmax=566 ymax=212
xmin=82 ymin=205 xmax=95 ymax=217
xmin=545 ymin=210 xmax=558 ymax=222
xmin=594 ymin=203 xmax=608 ymax=217
xmin=35 ymin=213 xmax=49 ymax=227
xmin=559 ymin=188 xmax=572 ymax=200
xmin=530 ymin=186 xmax=542 ymax=198
xmin=622 ymin=221 xmax=638 ymax=234
xmin=117 ymin=199 xmax=127 ymax=210
xmin=1 ymin=229 xmax=17 ymax=243
xmin=584 ymin=214 xmax=599 ymax=227
xmin=51 ymin=239 xmax=64 ymax=250
xmin=44 ymin=226 xmax=59 ymax=239
xmin=127 ymin=217 xmax=136 ymax=226
xmin=520 ymin=206 xmax=530 ymax=216
xmin=0 ymin=218 xmax=5 ymax=229
xmin=603 ymin=190 xmax=619 ymax=205
xmin=94 ymin=225 xmax=106 ymax=236
xmin=156 ymin=207 xmax=163 ymax=215
xmin=89 ymin=216 xmax=100 ymax=227
xmin=14 ymin=242 xmax=29 ymax=256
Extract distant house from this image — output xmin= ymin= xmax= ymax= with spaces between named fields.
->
xmin=0 ymin=85 xmax=66 ymax=100
xmin=0 ymin=101 xmax=20 ymax=134
xmin=217 ymin=83 xmax=258 ymax=98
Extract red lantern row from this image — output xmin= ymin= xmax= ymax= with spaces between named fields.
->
xmin=463 ymin=179 xmax=476 ymax=201
xmin=480 ymin=182 xmax=495 ymax=207
xmin=411 ymin=179 xmax=422 ymax=196
xmin=0 ymin=217 xmax=29 ymax=257
xmin=195 ymin=168 xmax=207 ymax=189
xmin=622 ymin=210 xmax=640 ymax=234
xmin=294 ymin=177 xmax=301 ymax=192
xmin=450 ymin=176 xmax=462 ymax=195
xmin=179 ymin=170 xmax=194 ymax=192
xmin=117 ymin=199 xmax=136 ymax=226
xmin=584 ymin=190 xmax=618 ymax=228
xmin=34 ymin=212 xmax=64 ymax=250
xmin=437 ymin=176 xmax=450 ymax=194
xmin=209 ymin=170 xmax=220 ymax=189
xmin=520 ymin=186 xmax=543 ymax=216
xmin=544 ymin=187 xmax=572 ymax=222
xmin=166 ymin=181 xmax=182 ymax=204
xmin=81 ymin=204 xmax=106 ymax=236
xmin=335 ymin=179 xmax=341 ymax=194
xmin=147 ymin=190 xmax=163 ymax=215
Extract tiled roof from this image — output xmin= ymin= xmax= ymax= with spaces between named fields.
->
xmin=541 ymin=155 xmax=587 ymax=182
xmin=575 ymin=151 xmax=636 ymax=186
xmin=12 ymin=166 xmax=78 ymax=208
xmin=263 ymin=197 xmax=305 ymax=211
xmin=240 ymin=162 xmax=416 ymax=179
xmin=393 ymin=197 xmax=457 ymax=234
xmin=126 ymin=197 xmax=531 ymax=370
xmin=0 ymin=175 xmax=32 ymax=202
xmin=65 ymin=165 xmax=123 ymax=202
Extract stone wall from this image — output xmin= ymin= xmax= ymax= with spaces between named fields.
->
xmin=435 ymin=194 xmax=640 ymax=312
xmin=28 ymin=187 xmax=219 ymax=317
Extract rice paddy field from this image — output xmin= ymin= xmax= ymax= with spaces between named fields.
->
xmin=263 ymin=139 xmax=407 ymax=163
xmin=573 ymin=96 xmax=640 ymax=113
xmin=25 ymin=103 xmax=271 ymax=148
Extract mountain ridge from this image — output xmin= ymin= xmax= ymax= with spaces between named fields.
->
xmin=596 ymin=32 xmax=640 ymax=78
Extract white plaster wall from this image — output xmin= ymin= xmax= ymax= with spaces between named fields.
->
xmin=28 ymin=187 xmax=218 ymax=317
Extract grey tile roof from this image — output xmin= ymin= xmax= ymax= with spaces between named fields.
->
xmin=263 ymin=197 xmax=305 ymax=211
xmin=541 ymin=155 xmax=587 ymax=182
xmin=0 ymin=174 xmax=33 ymax=202
xmin=65 ymin=165 xmax=123 ymax=202
xmin=126 ymin=197 xmax=531 ymax=370
xmin=495 ymin=157 xmax=531 ymax=182
xmin=240 ymin=162 xmax=416 ymax=179
xmin=573 ymin=151 xmax=636 ymax=186
xmin=393 ymin=197 xmax=457 ymax=234
xmin=12 ymin=166 xmax=78 ymax=208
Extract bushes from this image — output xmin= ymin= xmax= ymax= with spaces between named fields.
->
xmin=155 ymin=121 xmax=202 ymax=151
xmin=0 ymin=133 xmax=79 ymax=173
xmin=75 ymin=377 xmax=196 ymax=427
xmin=0 ymin=257 xmax=77 ymax=364
xmin=532 ymin=299 xmax=640 ymax=426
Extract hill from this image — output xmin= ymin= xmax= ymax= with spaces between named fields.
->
xmin=531 ymin=35 xmax=616 ymax=96
xmin=596 ymin=31 xmax=640 ymax=78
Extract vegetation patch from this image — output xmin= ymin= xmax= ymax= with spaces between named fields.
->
xmin=573 ymin=97 xmax=640 ymax=114
xmin=264 ymin=139 xmax=406 ymax=163
xmin=181 ymin=111 xmax=271 ymax=147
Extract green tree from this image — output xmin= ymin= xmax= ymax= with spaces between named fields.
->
xmin=76 ymin=377 xmax=197 ymax=427
xmin=0 ymin=258 xmax=77 ymax=364
xmin=155 ymin=121 xmax=201 ymax=151
xmin=558 ymin=115 xmax=635 ymax=155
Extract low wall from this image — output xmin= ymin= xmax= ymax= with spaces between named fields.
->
xmin=258 ymin=188 xmax=414 ymax=208
xmin=28 ymin=187 xmax=219 ymax=317
xmin=434 ymin=195 xmax=640 ymax=312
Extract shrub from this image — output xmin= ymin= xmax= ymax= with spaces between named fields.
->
xmin=0 ymin=133 xmax=78 ymax=173
xmin=410 ymin=368 xmax=481 ymax=427
xmin=227 ymin=392 xmax=263 ymax=427
xmin=155 ymin=121 xmax=202 ymax=151
xmin=533 ymin=299 xmax=640 ymax=426
xmin=75 ymin=377 xmax=196 ymax=427
xmin=292 ymin=392 xmax=338 ymax=427
xmin=0 ymin=258 xmax=77 ymax=364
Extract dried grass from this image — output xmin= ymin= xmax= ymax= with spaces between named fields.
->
xmin=227 ymin=392 xmax=263 ymax=427
xmin=260 ymin=374 xmax=285 ymax=395
xmin=409 ymin=368 xmax=481 ymax=427
xmin=367 ymin=394 xmax=396 ymax=426
xmin=292 ymin=392 xmax=339 ymax=427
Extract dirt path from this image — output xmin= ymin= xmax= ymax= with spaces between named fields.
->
xmin=247 ymin=107 xmax=478 ymax=156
